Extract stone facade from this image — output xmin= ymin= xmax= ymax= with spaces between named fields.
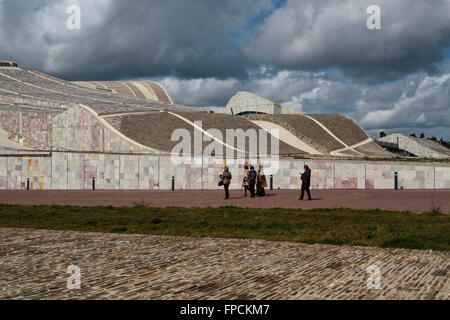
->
xmin=52 ymin=105 xmax=152 ymax=153
xmin=0 ymin=110 xmax=54 ymax=149
xmin=0 ymin=105 xmax=154 ymax=153
xmin=0 ymin=152 xmax=449 ymax=190
xmin=0 ymin=92 xmax=73 ymax=110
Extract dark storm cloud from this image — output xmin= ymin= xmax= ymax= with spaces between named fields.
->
xmin=245 ymin=0 xmax=450 ymax=83
xmin=159 ymin=77 xmax=241 ymax=107
xmin=0 ymin=0 xmax=449 ymax=82
xmin=0 ymin=0 xmax=274 ymax=80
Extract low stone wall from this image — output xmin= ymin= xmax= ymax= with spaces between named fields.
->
xmin=0 ymin=152 xmax=449 ymax=190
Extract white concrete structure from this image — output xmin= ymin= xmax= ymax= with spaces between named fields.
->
xmin=379 ymin=134 xmax=450 ymax=159
xmin=225 ymin=91 xmax=303 ymax=115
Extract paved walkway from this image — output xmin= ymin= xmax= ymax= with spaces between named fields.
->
xmin=0 ymin=228 xmax=448 ymax=300
xmin=0 ymin=189 xmax=449 ymax=213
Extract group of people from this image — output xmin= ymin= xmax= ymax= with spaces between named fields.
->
xmin=219 ymin=165 xmax=267 ymax=199
xmin=219 ymin=164 xmax=312 ymax=200
xmin=242 ymin=165 xmax=267 ymax=198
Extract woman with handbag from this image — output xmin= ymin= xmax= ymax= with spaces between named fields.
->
xmin=257 ymin=165 xmax=267 ymax=197
xmin=219 ymin=166 xmax=232 ymax=199
xmin=242 ymin=165 xmax=249 ymax=197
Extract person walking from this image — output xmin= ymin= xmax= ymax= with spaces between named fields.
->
xmin=256 ymin=165 xmax=267 ymax=197
xmin=242 ymin=165 xmax=249 ymax=197
xmin=247 ymin=166 xmax=257 ymax=198
xmin=299 ymin=165 xmax=312 ymax=200
xmin=220 ymin=166 xmax=232 ymax=199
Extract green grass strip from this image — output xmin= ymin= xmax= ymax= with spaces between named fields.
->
xmin=0 ymin=204 xmax=448 ymax=251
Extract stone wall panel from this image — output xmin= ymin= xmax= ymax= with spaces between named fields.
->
xmin=0 ymin=158 xmax=7 ymax=190
xmin=0 ymin=152 xmax=449 ymax=191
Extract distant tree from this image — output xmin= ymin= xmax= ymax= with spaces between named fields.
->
xmin=429 ymin=136 xmax=438 ymax=142
xmin=437 ymin=138 xmax=450 ymax=149
xmin=420 ymin=133 xmax=425 ymax=139
xmin=379 ymin=131 xmax=386 ymax=138
xmin=410 ymin=133 xmax=417 ymax=138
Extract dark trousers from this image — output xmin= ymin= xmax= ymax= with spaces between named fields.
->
xmin=257 ymin=186 xmax=265 ymax=196
xmin=300 ymin=185 xmax=312 ymax=200
xmin=248 ymin=183 xmax=256 ymax=197
xmin=224 ymin=184 xmax=230 ymax=199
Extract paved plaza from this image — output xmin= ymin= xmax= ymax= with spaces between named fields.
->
xmin=0 ymin=228 xmax=448 ymax=300
xmin=0 ymin=189 xmax=449 ymax=213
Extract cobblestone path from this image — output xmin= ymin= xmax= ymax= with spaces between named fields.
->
xmin=0 ymin=228 xmax=448 ymax=300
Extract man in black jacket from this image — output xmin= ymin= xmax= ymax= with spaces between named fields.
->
xmin=299 ymin=165 xmax=312 ymax=200
xmin=247 ymin=166 xmax=257 ymax=198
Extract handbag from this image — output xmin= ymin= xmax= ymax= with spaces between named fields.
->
xmin=218 ymin=180 xmax=223 ymax=187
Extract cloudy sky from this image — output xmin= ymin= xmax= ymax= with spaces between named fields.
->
xmin=0 ymin=0 xmax=449 ymax=139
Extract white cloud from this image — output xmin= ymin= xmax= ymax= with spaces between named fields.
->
xmin=160 ymin=69 xmax=450 ymax=139
xmin=360 ymin=73 xmax=450 ymax=131
xmin=245 ymin=0 xmax=450 ymax=82
xmin=159 ymin=77 xmax=239 ymax=107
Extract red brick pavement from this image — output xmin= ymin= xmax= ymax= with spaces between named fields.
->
xmin=0 ymin=189 xmax=448 ymax=213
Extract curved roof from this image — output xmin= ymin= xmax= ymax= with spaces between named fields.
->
xmin=174 ymin=112 xmax=307 ymax=156
xmin=244 ymin=114 xmax=394 ymax=158
xmin=105 ymin=112 xmax=196 ymax=153
xmin=0 ymin=65 xmax=399 ymax=158
xmin=0 ymin=68 xmax=193 ymax=115
xmin=244 ymin=114 xmax=342 ymax=153
xmin=0 ymin=66 xmax=200 ymax=153
xmin=378 ymin=134 xmax=450 ymax=159
xmin=73 ymin=81 xmax=173 ymax=104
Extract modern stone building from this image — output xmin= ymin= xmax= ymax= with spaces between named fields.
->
xmin=225 ymin=91 xmax=303 ymax=115
xmin=0 ymin=61 xmax=449 ymax=190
